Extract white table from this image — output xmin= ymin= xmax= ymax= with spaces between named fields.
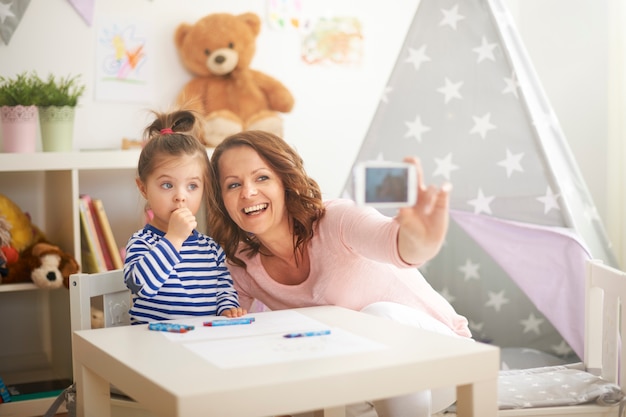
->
xmin=72 ymin=306 xmax=499 ymax=417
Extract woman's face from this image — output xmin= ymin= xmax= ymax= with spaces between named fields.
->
xmin=217 ymin=146 xmax=288 ymax=238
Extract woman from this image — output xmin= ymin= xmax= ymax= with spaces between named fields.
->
xmin=207 ymin=130 xmax=472 ymax=417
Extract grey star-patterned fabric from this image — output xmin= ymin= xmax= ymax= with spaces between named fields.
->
xmin=498 ymin=362 xmax=624 ymax=409
xmin=342 ymin=0 xmax=616 ymax=362
xmin=0 ymin=0 xmax=30 ymax=45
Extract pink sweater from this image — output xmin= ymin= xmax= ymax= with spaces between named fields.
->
xmin=230 ymin=199 xmax=471 ymax=338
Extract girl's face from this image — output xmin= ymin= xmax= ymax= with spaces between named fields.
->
xmin=217 ymin=146 xmax=288 ymax=238
xmin=137 ymin=154 xmax=205 ymax=232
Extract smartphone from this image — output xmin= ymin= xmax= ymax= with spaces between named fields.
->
xmin=353 ymin=161 xmax=417 ymax=208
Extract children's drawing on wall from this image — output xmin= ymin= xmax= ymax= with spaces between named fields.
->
xmin=95 ymin=18 xmax=152 ymax=103
xmin=267 ymin=0 xmax=305 ymax=30
xmin=301 ymin=17 xmax=363 ymax=66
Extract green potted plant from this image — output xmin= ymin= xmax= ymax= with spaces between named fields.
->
xmin=0 ymin=72 xmax=40 ymax=153
xmin=34 ymin=74 xmax=86 ymax=152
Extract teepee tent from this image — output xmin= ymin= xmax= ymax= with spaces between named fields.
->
xmin=342 ymin=0 xmax=617 ymax=361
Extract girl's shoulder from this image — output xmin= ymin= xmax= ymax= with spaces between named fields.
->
xmin=194 ymin=231 xmax=224 ymax=248
xmin=128 ymin=224 xmax=162 ymax=243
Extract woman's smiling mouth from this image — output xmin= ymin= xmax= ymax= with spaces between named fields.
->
xmin=243 ymin=203 xmax=268 ymax=214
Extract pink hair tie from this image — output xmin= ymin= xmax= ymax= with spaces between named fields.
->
xmin=160 ymin=128 xmax=173 ymax=134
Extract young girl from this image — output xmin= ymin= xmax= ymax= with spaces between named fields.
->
xmin=123 ymin=109 xmax=245 ymax=324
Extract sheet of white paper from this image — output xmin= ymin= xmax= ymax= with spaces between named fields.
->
xmin=149 ymin=310 xmax=388 ymax=368
xmin=155 ymin=310 xmax=335 ymax=342
xmin=184 ymin=326 xmax=387 ymax=368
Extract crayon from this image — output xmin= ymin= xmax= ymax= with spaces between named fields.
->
xmin=203 ymin=317 xmax=255 ymax=327
xmin=283 ymin=330 xmax=331 ymax=338
xmin=148 ymin=323 xmax=195 ymax=333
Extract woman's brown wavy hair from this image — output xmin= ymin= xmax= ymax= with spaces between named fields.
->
xmin=207 ymin=130 xmax=325 ymax=268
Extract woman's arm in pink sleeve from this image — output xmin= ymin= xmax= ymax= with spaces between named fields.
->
xmin=326 ymin=199 xmax=413 ymax=267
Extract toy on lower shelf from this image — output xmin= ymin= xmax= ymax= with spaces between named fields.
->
xmin=0 ymin=375 xmax=11 ymax=403
xmin=5 ymin=378 xmax=72 ymax=402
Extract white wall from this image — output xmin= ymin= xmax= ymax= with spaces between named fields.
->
xmin=1 ymin=0 xmax=622 ymax=264
xmin=0 ymin=0 xmax=417 ymax=200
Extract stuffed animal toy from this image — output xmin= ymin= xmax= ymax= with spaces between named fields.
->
xmin=2 ymin=242 xmax=79 ymax=289
xmin=0 ymin=193 xmax=80 ymax=288
xmin=174 ymin=12 xmax=295 ymax=146
xmin=0 ymin=193 xmax=45 ymax=253
xmin=0 ymin=216 xmax=18 ymax=278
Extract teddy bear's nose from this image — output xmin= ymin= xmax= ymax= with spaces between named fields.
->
xmin=46 ymin=272 xmax=57 ymax=281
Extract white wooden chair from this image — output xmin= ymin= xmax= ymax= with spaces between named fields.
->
xmin=69 ymin=269 xmax=154 ymax=417
xmin=437 ymin=259 xmax=626 ymax=417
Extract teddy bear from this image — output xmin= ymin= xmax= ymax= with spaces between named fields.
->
xmin=174 ymin=12 xmax=295 ymax=147
xmin=3 ymin=242 xmax=80 ymax=289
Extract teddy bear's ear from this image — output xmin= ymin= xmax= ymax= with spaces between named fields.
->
xmin=238 ymin=13 xmax=261 ymax=37
xmin=174 ymin=23 xmax=193 ymax=49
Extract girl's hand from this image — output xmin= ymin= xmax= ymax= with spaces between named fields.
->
xmin=396 ymin=156 xmax=451 ymax=265
xmin=165 ymin=207 xmax=197 ymax=249
xmin=221 ymin=307 xmax=248 ymax=318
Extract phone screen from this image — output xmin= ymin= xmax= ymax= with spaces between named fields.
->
xmin=365 ymin=167 xmax=410 ymax=204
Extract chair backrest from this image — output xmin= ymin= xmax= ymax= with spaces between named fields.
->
xmin=69 ymin=269 xmax=131 ymax=332
xmin=584 ymin=259 xmax=626 ymax=386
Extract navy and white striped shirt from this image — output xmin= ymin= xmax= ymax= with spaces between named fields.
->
xmin=123 ymin=224 xmax=240 ymax=324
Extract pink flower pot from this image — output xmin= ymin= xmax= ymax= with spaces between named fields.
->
xmin=0 ymin=105 xmax=38 ymax=153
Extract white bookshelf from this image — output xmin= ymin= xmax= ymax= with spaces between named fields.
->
xmin=0 ymin=150 xmax=142 ymax=416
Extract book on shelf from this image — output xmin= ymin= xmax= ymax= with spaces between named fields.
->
xmin=85 ymin=195 xmax=115 ymax=270
xmin=92 ymin=198 xmax=123 ymax=269
xmin=78 ymin=195 xmax=107 ymax=273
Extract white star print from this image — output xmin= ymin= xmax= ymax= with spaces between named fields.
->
xmin=502 ymin=71 xmax=519 ymax=98
xmin=520 ymin=313 xmax=544 ymax=335
xmin=468 ymin=188 xmax=494 ymax=215
xmin=437 ymin=78 xmax=464 ymax=103
xmin=473 ymin=36 xmax=498 ymax=63
xmin=380 ymin=86 xmax=392 ymax=103
xmin=404 ymin=115 xmax=431 ymax=143
xmin=485 ymin=290 xmax=510 ymax=312
xmin=432 ymin=153 xmax=459 ymax=180
xmin=551 ymin=340 xmax=573 ymax=357
xmin=458 ymin=258 xmax=480 ymax=281
xmin=405 ymin=45 xmax=431 ymax=71
xmin=537 ymin=186 xmax=560 ymax=214
xmin=439 ymin=5 xmax=465 ymax=30
xmin=0 ymin=1 xmax=15 ymax=24
xmin=438 ymin=287 xmax=456 ymax=304
xmin=469 ymin=112 xmax=496 ymax=139
xmin=497 ymin=149 xmax=524 ymax=178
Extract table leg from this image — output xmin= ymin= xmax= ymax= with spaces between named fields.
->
xmin=312 ymin=406 xmax=346 ymax=417
xmin=75 ymin=362 xmax=112 ymax=417
xmin=456 ymin=379 xmax=498 ymax=417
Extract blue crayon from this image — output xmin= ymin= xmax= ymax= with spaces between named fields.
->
xmin=203 ymin=317 xmax=255 ymax=327
xmin=283 ymin=330 xmax=331 ymax=338
xmin=148 ymin=322 xmax=195 ymax=333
